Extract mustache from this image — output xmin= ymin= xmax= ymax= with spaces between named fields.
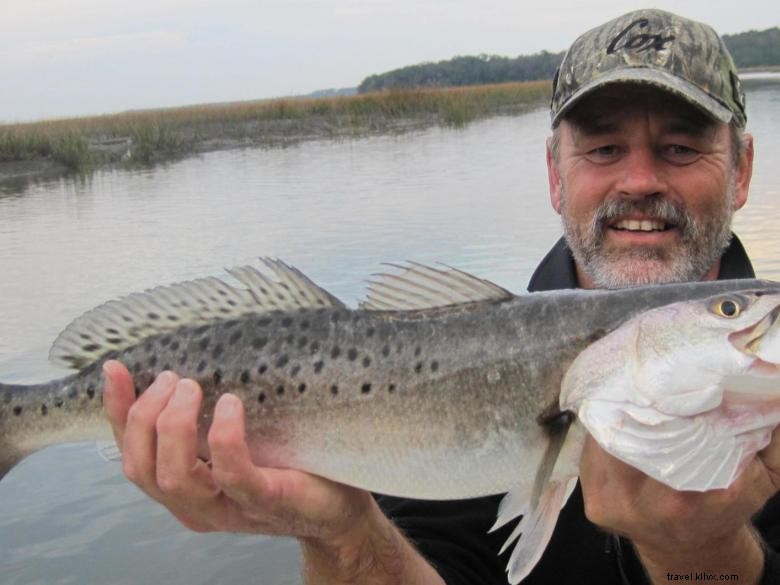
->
xmin=592 ymin=196 xmax=693 ymax=232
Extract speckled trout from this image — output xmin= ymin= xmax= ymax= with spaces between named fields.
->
xmin=2 ymin=260 xmax=780 ymax=584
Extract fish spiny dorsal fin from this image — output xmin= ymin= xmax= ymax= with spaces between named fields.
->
xmin=359 ymin=262 xmax=513 ymax=311
xmin=49 ymin=258 xmax=344 ymax=370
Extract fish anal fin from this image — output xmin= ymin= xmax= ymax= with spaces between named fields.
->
xmin=97 ymin=441 xmax=122 ymax=462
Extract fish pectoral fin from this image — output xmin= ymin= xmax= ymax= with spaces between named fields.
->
xmin=500 ymin=479 xmax=572 ymax=584
xmin=492 ymin=421 xmax=584 ymax=583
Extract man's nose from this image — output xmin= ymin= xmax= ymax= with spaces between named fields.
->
xmin=616 ymin=148 xmax=666 ymax=198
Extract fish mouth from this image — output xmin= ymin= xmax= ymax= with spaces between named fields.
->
xmin=729 ymin=304 xmax=780 ymax=363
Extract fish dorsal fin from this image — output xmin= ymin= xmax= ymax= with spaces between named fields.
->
xmin=359 ymin=262 xmax=513 ymax=311
xmin=226 ymin=259 xmax=345 ymax=310
xmin=49 ymin=258 xmax=344 ymax=369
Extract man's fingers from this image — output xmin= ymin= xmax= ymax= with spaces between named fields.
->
xmin=102 ymin=360 xmax=136 ymax=448
xmin=121 ymin=371 xmax=179 ymax=489
xmin=155 ymin=379 xmax=218 ymax=499
xmin=208 ymin=394 xmax=264 ymax=485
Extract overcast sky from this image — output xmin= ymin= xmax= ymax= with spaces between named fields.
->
xmin=1 ymin=0 xmax=777 ymax=123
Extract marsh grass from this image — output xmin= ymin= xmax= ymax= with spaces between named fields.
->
xmin=0 ymin=80 xmax=551 ymax=173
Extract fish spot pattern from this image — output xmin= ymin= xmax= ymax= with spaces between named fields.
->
xmin=330 ymin=384 xmax=339 ymax=396
xmin=213 ymin=369 xmax=223 ymax=384
xmin=212 ymin=344 xmax=224 ymax=359
xmin=331 ymin=346 xmax=341 ymax=359
xmin=197 ymin=360 xmax=207 ymax=374
xmin=382 ymin=346 xmax=390 ymax=357
xmin=13 ymin=406 xmax=22 ymax=416
xmin=258 ymin=392 xmax=267 ymax=403
xmin=361 ymin=383 xmax=372 ymax=394
xmin=276 ymin=385 xmax=285 ymax=396
xmin=241 ymin=370 xmax=251 ymax=384
xmin=258 ymin=364 xmax=268 ymax=375
xmin=252 ymin=337 xmax=268 ymax=349
xmin=362 ymin=356 xmax=371 ymax=368
xmin=347 ymin=349 xmax=358 ymax=361
xmin=276 ymin=355 xmax=289 ymax=368
xmin=388 ymin=384 xmax=397 ymax=393
xmin=87 ymin=385 xmax=96 ymax=399
xmin=431 ymin=360 xmax=439 ymax=372
xmin=414 ymin=362 xmax=423 ymax=373
xmin=314 ymin=360 xmax=324 ymax=374
xmin=41 ymin=404 xmax=48 ymax=416
xmin=298 ymin=383 xmax=307 ymax=394
xmin=229 ymin=330 xmax=243 ymax=345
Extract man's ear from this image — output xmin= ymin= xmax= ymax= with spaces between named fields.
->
xmin=547 ymin=136 xmax=563 ymax=214
xmin=733 ymin=132 xmax=754 ymax=211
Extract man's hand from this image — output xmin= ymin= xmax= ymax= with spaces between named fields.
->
xmin=102 ymin=360 xmax=445 ymax=585
xmin=579 ymin=430 xmax=780 ymax=585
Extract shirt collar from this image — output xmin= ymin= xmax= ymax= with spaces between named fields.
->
xmin=527 ymin=234 xmax=755 ymax=293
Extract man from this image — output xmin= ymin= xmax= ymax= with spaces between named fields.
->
xmin=103 ymin=8 xmax=780 ymax=585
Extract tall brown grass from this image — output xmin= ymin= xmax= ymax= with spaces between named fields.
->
xmin=0 ymin=81 xmax=551 ymax=172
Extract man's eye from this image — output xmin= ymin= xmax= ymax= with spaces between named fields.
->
xmin=586 ymin=145 xmax=621 ymax=162
xmin=662 ymin=144 xmax=700 ymax=164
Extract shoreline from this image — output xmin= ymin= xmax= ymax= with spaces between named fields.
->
xmin=0 ymin=82 xmax=551 ymax=189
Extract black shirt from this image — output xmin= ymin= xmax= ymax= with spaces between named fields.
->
xmin=376 ymin=235 xmax=780 ymax=584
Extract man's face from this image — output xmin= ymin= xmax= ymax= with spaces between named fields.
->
xmin=547 ymin=86 xmax=753 ymax=289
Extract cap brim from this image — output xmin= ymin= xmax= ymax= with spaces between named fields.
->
xmin=551 ymin=67 xmax=733 ymax=127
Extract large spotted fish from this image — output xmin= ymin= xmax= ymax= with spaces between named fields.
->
xmin=2 ymin=259 xmax=780 ymax=583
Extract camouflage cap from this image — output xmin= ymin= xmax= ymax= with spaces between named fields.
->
xmin=550 ymin=9 xmax=747 ymax=128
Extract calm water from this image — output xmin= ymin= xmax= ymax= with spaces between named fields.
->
xmin=1 ymin=76 xmax=779 ymax=584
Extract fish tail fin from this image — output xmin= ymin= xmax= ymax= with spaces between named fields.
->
xmin=490 ymin=414 xmax=586 ymax=584
xmin=0 ymin=381 xmax=34 ymax=480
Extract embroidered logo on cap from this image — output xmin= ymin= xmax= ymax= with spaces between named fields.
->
xmin=606 ymin=18 xmax=676 ymax=55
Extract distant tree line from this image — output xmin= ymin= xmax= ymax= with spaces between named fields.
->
xmin=724 ymin=27 xmax=780 ymax=68
xmin=358 ymin=28 xmax=780 ymax=92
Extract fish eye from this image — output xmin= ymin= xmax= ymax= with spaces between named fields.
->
xmin=713 ymin=298 xmax=741 ymax=318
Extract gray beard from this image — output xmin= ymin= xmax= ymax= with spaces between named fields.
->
xmin=559 ymin=185 xmax=737 ymax=289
